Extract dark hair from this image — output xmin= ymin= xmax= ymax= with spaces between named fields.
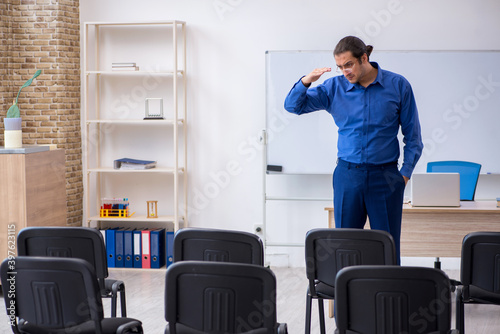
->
xmin=334 ymin=36 xmax=373 ymax=61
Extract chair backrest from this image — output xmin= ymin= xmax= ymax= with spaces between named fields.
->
xmin=335 ymin=265 xmax=453 ymax=334
xmin=173 ymin=227 xmax=264 ymax=265
xmin=305 ymin=228 xmax=396 ymax=287
xmin=427 ymin=160 xmax=481 ymax=201
xmin=0 ymin=256 xmax=104 ymax=333
xmin=461 ymin=231 xmax=500 ymax=292
xmin=17 ymin=227 xmax=109 ymax=286
xmin=165 ymin=261 xmax=278 ymax=334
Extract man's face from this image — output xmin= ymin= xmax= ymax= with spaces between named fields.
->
xmin=334 ymin=51 xmax=366 ymax=84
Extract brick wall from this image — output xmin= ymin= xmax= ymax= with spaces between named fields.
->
xmin=1 ymin=0 xmax=82 ymax=226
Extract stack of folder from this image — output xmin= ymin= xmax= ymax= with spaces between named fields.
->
xmin=99 ymin=227 xmax=174 ymax=269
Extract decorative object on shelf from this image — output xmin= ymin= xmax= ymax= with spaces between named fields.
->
xmin=100 ymin=197 xmax=135 ymax=218
xmin=4 ymin=70 xmax=41 ymax=148
xmin=147 ymin=200 xmax=158 ymax=218
xmin=144 ymin=98 xmax=164 ymax=120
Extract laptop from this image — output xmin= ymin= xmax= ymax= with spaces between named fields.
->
xmin=410 ymin=173 xmax=460 ymax=207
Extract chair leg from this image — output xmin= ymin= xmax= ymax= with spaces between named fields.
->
xmin=111 ymin=280 xmax=127 ymax=317
xmin=455 ymin=287 xmax=465 ymax=334
xmin=305 ymin=293 xmax=312 ymax=334
xmin=111 ymin=291 xmax=117 ymax=317
xmin=318 ymin=298 xmax=326 ymax=334
xmin=119 ymin=284 xmax=127 ymax=317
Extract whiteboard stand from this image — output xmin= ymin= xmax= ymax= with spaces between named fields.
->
xmin=261 ymin=129 xmax=333 ymax=252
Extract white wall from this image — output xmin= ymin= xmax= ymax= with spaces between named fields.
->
xmin=79 ymin=0 xmax=500 ymax=266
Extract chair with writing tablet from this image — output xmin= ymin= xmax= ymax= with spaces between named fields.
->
xmin=427 ymin=160 xmax=482 ymax=201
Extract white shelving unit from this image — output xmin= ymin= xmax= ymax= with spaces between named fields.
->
xmin=82 ymin=21 xmax=187 ymax=231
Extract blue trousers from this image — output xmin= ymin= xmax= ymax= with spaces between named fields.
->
xmin=333 ymin=159 xmax=405 ymax=263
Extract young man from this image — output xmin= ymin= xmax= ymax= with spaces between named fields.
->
xmin=284 ymin=36 xmax=423 ymax=262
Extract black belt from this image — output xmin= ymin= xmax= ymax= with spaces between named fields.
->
xmin=337 ymin=158 xmax=398 ymax=170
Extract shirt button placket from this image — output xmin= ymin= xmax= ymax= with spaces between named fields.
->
xmin=362 ymin=92 xmax=369 ymax=162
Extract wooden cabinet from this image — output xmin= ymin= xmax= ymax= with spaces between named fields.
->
xmin=0 ymin=148 xmax=66 ymax=259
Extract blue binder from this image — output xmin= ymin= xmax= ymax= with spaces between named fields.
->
xmin=166 ymin=229 xmax=174 ymax=267
xmin=115 ymin=228 xmax=125 ymax=268
xmin=105 ymin=227 xmax=118 ymax=268
xmin=133 ymin=229 xmax=142 ymax=268
xmin=123 ymin=228 xmax=134 ymax=268
xmin=150 ymin=228 xmax=166 ymax=269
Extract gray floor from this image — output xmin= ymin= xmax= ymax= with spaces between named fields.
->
xmin=1 ymin=266 xmax=500 ymax=333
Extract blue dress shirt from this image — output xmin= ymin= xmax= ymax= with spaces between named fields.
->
xmin=284 ymin=62 xmax=423 ymax=178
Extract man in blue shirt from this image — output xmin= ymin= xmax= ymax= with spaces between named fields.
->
xmin=284 ymin=36 xmax=423 ymax=262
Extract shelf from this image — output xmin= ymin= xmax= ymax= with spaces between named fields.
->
xmin=87 ymin=167 xmax=184 ymax=173
xmin=85 ymin=20 xmax=185 ymax=27
xmin=83 ymin=20 xmax=187 ymax=232
xmin=86 ymin=70 xmax=184 ymax=76
xmin=89 ymin=214 xmax=184 ymax=223
xmin=86 ymin=119 xmax=184 ymax=125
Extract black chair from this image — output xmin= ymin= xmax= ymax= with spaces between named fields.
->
xmin=304 ymin=228 xmax=397 ymax=334
xmin=456 ymin=231 xmax=500 ymax=333
xmin=335 ymin=265 xmax=457 ymax=334
xmin=0 ymin=256 xmax=142 ymax=334
xmin=164 ymin=261 xmax=287 ymax=334
xmin=17 ymin=226 xmax=127 ymax=317
xmin=173 ymin=227 xmax=264 ymax=265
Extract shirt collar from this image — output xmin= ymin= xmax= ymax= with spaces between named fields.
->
xmin=371 ymin=62 xmax=384 ymax=88
xmin=346 ymin=61 xmax=384 ymax=91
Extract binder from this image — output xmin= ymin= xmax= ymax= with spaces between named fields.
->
xmin=115 ymin=228 xmax=125 ymax=268
xmin=150 ymin=228 xmax=166 ymax=269
xmin=99 ymin=227 xmax=107 ymax=246
xmin=133 ymin=229 xmax=142 ymax=268
xmin=166 ymin=229 xmax=174 ymax=267
xmin=105 ymin=227 xmax=118 ymax=268
xmin=123 ymin=228 xmax=134 ymax=268
xmin=141 ymin=229 xmax=151 ymax=269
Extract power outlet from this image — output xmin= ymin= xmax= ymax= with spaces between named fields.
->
xmin=254 ymin=223 xmax=263 ymax=234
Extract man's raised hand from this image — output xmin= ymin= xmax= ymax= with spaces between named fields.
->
xmin=301 ymin=67 xmax=332 ymax=86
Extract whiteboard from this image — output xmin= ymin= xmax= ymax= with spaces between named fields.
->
xmin=265 ymin=50 xmax=500 ymax=174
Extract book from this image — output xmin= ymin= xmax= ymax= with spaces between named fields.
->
xmin=112 ymin=62 xmax=136 ymax=67
xmin=119 ymin=162 xmax=156 ymax=170
xmin=112 ymin=62 xmax=139 ymax=71
xmin=114 ymin=158 xmax=157 ymax=170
